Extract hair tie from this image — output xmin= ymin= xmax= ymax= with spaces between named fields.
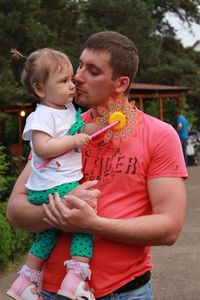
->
xmin=10 ymin=48 xmax=27 ymax=62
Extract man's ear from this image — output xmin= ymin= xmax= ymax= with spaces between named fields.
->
xmin=32 ymin=82 xmax=45 ymax=98
xmin=115 ymin=76 xmax=130 ymax=93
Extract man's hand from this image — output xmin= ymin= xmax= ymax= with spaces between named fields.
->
xmin=67 ymin=180 xmax=100 ymax=210
xmin=43 ymin=193 xmax=97 ymax=233
xmin=42 ymin=180 xmax=100 ymax=232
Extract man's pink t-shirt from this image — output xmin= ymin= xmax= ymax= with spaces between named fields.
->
xmin=42 ymin=109 xmax=188 ymax=298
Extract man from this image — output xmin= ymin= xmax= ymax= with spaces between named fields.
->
xmin=177 ymin=110 xmax=190 ymax=166
xmin=7 ymin=31 xmax=187 ymax=300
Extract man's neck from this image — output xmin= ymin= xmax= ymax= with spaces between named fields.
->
xmin=90 ymin=108 xmax=97 ymax=119
xmin=90 ymin=94 xmax=129 ymax=119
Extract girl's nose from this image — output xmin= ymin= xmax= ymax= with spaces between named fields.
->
xmin=70 ymin=80 xmax=75 ymax=89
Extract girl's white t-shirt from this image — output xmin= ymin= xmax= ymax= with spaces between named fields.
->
xmin=22 ymin=103 xmax=83 ymax=191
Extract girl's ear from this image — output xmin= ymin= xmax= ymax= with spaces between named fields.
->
xmin=32 ymin=82 xmax=45 ymax=98
xmin=115 ymin=76 xmax=130 ymax=93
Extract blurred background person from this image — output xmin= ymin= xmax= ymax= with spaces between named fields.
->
xmin=177 ymin=110 xmax=190 ymax=166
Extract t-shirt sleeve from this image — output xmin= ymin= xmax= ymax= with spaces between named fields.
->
xmin=147 ymin=125 xmax=188 ymax=179
xmin=22 ymin=109 xmax=55 ymax=141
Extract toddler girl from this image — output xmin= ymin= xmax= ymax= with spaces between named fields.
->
xmin=7 ymin=48 xmax=96 ymax=300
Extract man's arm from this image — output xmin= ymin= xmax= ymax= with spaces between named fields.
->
xmin=7 ymin=161 xmax=48 ymax=232
xmin=177 ymin=122 xmax=182 ymax=133
xmin=43 ymin=177 xmax=186 ymax=246
xmin=7 ymin=161 xmax=100 ymax=233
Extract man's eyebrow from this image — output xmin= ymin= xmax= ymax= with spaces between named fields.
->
xmin=79 ymin=59 xmax=98 ymax=68
xmin=87 ymin=63 xmax=98 ymax=68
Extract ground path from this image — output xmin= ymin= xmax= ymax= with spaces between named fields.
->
xmin=152 ymin=164 xmax=200 ymax=299
xmin=0 ymin=165 xmax=200 ymax=299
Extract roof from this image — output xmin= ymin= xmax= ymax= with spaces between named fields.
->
xmin=130 ymin=83 xmax=190 ymax=93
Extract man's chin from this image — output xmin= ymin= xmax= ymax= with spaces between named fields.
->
xmin=74 ymin=95 xmax=81 ymax=105
xmin=74 ymin=95 xmax=90 ymax=108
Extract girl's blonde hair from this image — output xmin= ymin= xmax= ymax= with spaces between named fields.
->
xmin=11 ymin=48 xmax=72 ymax=100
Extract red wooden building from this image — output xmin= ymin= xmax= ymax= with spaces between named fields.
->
xmin=129 ymin=83 xmax=190 ymax=120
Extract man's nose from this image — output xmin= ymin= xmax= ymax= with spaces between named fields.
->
xmin=74 ymin=68 xmax=84 ymax=83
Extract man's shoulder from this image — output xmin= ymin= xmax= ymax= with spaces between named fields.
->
xmin=142 ymin=112 xmax=172 ymax=130
xmin=140 ymin=112 xmax=179 ymax=145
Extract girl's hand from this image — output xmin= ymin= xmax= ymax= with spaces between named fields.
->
xmin=74 ymin=133 xmax=91 ymax=148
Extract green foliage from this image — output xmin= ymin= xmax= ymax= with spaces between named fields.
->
xmin=0 ymin=213 xmax=13 ymax=269
xmin=0 ymin=202 xmax=34 ymax=271
xmin=0 ymin=145 xmax=9 ymax=174
xmin=0 ymin=144 xmax=25 ymax=202
xmin=0 ymin=112 xmax=18 ymax=145
xmin=143 ymin=100 xmax=160 ymax=119
xmin=180 ymin=95 xmax=197 ymax=130
xmin=0 ymin=59 xmax=24 ymax=107
xmin=0 ymin=145 xmax=33 ymax=269
xmin=0 ymin=145 xmax=10 ymax=201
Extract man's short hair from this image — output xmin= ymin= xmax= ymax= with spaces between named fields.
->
xmin=84 ymin=31 xmax=139 ymax=92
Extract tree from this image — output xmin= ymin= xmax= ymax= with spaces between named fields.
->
xmin=152 ymin=0 xmax=200 ymax=36
xmin=0 ymin=0 xmax=200 ymax=127
xmin=0 ymin=0 xmax=56 ymax=106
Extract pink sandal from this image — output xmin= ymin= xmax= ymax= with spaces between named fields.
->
xmin=6 ymin=265 xmax=42 ymax=300
xmin=57 ymin=260 xmax=95 ymax=300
